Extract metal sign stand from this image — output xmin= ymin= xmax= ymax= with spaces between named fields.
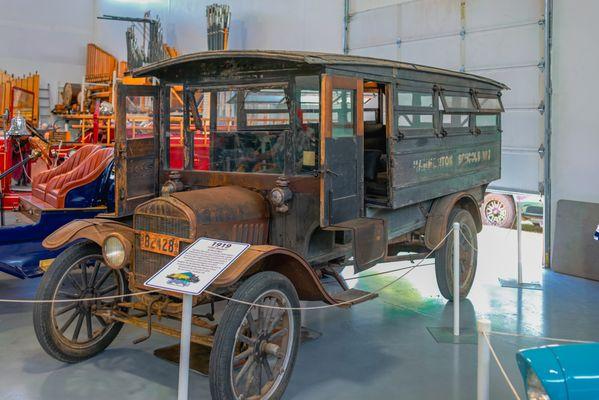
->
xmin=177 ymin=294 xmax=193 ymax=400
xmin=499 ymin=202 xmax=542 ymax=290
xmin=453 ymin=222 xmax=460 ymax=337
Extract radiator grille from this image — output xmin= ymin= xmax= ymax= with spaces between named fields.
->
xmin=133 ymin=199 xmax=193 ymax=285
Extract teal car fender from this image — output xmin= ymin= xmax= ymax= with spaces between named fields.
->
xmin=517 ymin=343 xmax=599 ymax=400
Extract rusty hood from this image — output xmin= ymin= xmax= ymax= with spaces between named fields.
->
xmin=137 ymin=186 xmax=270 ymax=244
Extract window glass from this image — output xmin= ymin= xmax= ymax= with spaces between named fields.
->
xmin=332 ymin=89 xmax=355 ymax=137
xmin=295 ymin=76 xmax=320 ymax=173
xmin=475 ymin=114 xmax=498 ymax=128
xmin=125 ymin=96 xmax=154 ymax=139
xmin=243 ymin=88 xmax=289 ymax=126
xmin=398 ymin=114 xmax=434 ymax=129
xmin=477 ymin=96 xmax=502 ymax=111
xmin=397 ymin=91 xmax=433 ymax=108
xmin=216 ymin=90 xmax=237 ymax=131
xmin=443 ymin=114 xmax=470 ymax=128
xmin=442 ymin=93 xmax=476 ymax=111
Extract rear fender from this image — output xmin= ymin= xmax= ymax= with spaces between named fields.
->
xmin=424 ymin=189 xmax=483 ymax=249
xmin=213 ymin=245 xmax=336 ymax=304
xmin=42 ymin=218 xmax=134 ymax=253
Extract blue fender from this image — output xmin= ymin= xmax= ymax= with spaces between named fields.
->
xmin=518 ymin=343 xmax=599 ymax=400
xmin=0 ymin=209 xmax=103 ymax=278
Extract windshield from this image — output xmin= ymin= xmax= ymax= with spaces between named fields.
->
xmin=166 ymin=85 xmax=290 ymax=174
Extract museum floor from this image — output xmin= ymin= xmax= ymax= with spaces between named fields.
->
xmin=1 ymin=226 xmax=598 ymax=400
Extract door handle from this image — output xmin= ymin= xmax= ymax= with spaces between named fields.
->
xmin=313 ymin=168 xmax=339 ymax=177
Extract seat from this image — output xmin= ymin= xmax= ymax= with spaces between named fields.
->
xmin=44 ymin=147 xmax=114 ymax=208
xmin=31 ymin=144 xmax=100 ymax=200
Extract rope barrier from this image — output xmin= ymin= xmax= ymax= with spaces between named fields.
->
xmin=489 ymin=330 xmax=593 ymax=344
xmin=0 ymin=289 xmax=160 ymax=304
xmin=482 ymin=331 xmax=522 ymax=400
xmin=0 ymin=231 xmax=451 ymax=310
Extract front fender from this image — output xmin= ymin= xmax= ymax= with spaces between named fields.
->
xmin=213 ymin=245 xmax=337 ymax=304
xmin=42 ymin=218 xmax=134 ymax=250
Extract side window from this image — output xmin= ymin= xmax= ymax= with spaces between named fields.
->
xmin=363 ymin=90 xmax=386 ymax=123
xmin=295 ymin=76 xmax=320 ymax=173
xmin=332 ymin=89 xmax=355 ymax=138
xmin=395 ymin=87 xmax=436 ymax=137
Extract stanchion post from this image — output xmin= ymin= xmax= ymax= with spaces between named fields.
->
xmin=477 ymin=319 xmax=491 ymax=400
xmin=178 ymin=293 xmax=193 ymax=400
xmin=516 ymin=201 xmax=523 ymax=285
xmin=453 ymin=222 xmax=460 ymax=336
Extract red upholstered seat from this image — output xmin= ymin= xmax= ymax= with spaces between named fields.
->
xmin=31 ymin=145 xmax=101 ymax=200
xmin=44 ymin=148 xmax=114 ymax=208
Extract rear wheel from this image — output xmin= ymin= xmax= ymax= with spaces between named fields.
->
xmin=434 ymin=208 xmax=478 ymax=301
xmin=33 ymin=241 xmax=127 ymax=363
xmin=210 ymin=271 xmax=301 ymax=400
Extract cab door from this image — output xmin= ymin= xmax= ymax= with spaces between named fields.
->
xmin=320 ymin=74 xmax=364 ymax=227
xmin=114 ymin=83 xmax=161 ymax=216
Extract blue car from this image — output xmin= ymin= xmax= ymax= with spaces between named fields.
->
xmin=517 ymin=343 xmax=599 ymax=400
xmin=0 ymin=143 xmax=114 ymax=278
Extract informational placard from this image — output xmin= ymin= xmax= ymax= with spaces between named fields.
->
xmin=145 ymin=238 xmax=250 ymax=295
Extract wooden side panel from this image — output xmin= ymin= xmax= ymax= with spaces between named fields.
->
xmin=86 ymin=43 xmax=118 ymax=83
xmin=390 ymin=131 xmax=501 ymax=209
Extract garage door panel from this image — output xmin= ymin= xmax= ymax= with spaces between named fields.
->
xmin=348 ymin=1 xmax=544 ymax=195
xmin=352 ymin=44 xmax=398 ymax=60
xmin=466 ymin=0 xmax=543 ymax=30
xmin=401 ymin=37 xmax=461 ymax=71
xmin=465 ymin=25 xmax=541 ymax=69
xmin=495 ymin=152 xmax=540 ymax=193
xmin=349 ymin=6 xmax=399 ymax=49
xmin=350 ymin=0 xmax=406 ymax=14
xmin=501 ymin=111 xmax=542 ymax=149
xmin=474 ymin=67 xmax=541 ymax=108
xmin=397 ymin=0 xmax=461 ymax=38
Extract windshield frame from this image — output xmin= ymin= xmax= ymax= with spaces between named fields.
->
xmin=162 ymin=80 xmax=298 ymax=176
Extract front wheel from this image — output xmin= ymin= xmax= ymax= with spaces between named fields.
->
xmin=33 ymin=241 xmax=128 ymax=363
xmin=434 ymin=208 xmax=478 ymax=301
xmin=210 ymin=271 xmax=301 ymax=400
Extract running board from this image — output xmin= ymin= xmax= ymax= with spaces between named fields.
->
xmin=330 ymin=288 xmax=378 ymax=308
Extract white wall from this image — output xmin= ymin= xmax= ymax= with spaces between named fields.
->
xmin=167 ymin=0 xmax=344 ymax=53
xmin=0 ymin=0 xmax=343 ymax=111
xmin=551 ymin=0 xmax=599 ymax=252
xmin=0 ymin=0 xmax=95 ymax=107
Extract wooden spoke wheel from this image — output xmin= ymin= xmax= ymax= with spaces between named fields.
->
xmin=210 ymin=271 xmax=301 ymax=400
xmin=434 ymin=208 xmax=478 ymax=301
xmin=33 ymin=242 xmax=127 ymax=363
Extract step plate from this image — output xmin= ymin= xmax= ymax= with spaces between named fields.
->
xmin=330 ymin=288 xmax=378 ymax=307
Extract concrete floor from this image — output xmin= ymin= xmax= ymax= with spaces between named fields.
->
xmin=1 ymin=226 xmax=599 ymax=399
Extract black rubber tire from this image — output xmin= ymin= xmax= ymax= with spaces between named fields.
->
xmin=481 ymin=193 xmax=515 ymax=228
xmin=33 ymin=241 xmax=127 ymax=363
xmin=434 ymin=208 xmax=478 ymax=301
xmin=209 ymin=271 xmax=301 ymax=400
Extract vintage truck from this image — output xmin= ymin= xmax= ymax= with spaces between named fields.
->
xmin=33 ymin=51 xmax=506 ymax=400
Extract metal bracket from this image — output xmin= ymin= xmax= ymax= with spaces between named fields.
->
xmin=537 ymin=100 xmax=545 ymax=115
xmin=537 ymin=58 xmax=546 ymax=72
xmin=538 ymin=144 xmax=545 ymax=159
xmin=459 ymin=29 xmax=466 ymax=39
xmin=396 ymin=37 xmax=402 ymax=48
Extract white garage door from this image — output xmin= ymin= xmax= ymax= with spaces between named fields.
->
xmin=348 ymin=0 xmax=546 ymax=194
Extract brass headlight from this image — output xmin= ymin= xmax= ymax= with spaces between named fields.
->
xmin=102 ymin=234 xmax=130 ymax=269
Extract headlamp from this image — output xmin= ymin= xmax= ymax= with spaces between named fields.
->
xmin=526 ymin=368 xmax=550 ymax=400
xmin=102 ymin=234 xmax=130 ymax=269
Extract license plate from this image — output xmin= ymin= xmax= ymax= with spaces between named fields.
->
xmin=139 ymin=231 xmax=180 ymax=257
